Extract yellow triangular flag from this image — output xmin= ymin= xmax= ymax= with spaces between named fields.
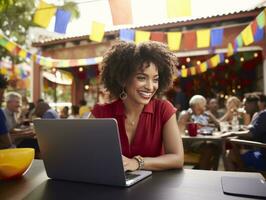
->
xmin=5 ymin=42 xmax=16 ymax=52
xmin=190 ymin=66 xmax=196 ymax=75
xmin=181 ymin=68 xmax=188 ymax=78
xmin=210 ymin=55 xmax=220 ymax=68
xmin=89 ymin=21 xmax=105 ymax=42
xmin=199 ymin=62 xmax=207 ymax=73
xmin=167 ymin=32 xmax=182 ymax=51
xmin=227 ymin=43 xmax=234 ymax=57
xmin=0 ymin=67 xmax=8 ymax=75
xmin=33 ymin=0 xmax=56 ymax=28
xmin=196 ymin=29 xmax=210 ymax=48
xmin=167 ymin=0 xmax=191 ymax=18
xmin=241 ymin=25 xmax=254 ymax=46
xmin=18 ymin=49 xmax=27 ymax=59
xmin=135 ymin=31 xmax=150 ymax=44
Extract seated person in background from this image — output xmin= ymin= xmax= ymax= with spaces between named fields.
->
xmin=0 ymin=74 xmax=12 ymax=149
xmin=3 ymin=92 xmax=22 ymax=131
xmin=225 ymin=109 xmax=266 ymax=171
xmin=91 ymin=41 xmax=184 ymax=171
xmin=178 ymin=95 xmax=220 ymax=170
xmin=243 ymin=93 xmax=259 ymax=121
xmin=207 ymin=98 xmax=224 ymax=119
xmin=79 ymin=99 xmax=91 ymax=118
xmin=220 ymin=96 xmax=250 ymax=126
xmin=2 ymin=92 xmax=34 ymax=145
xmin=60 ymin=106 xmax=69 ymax=119
xmin=68 ymin=105 xmax=80 ymax=119
xmin=251 ymin=94 xmax=266 ymax=121
xmin=35 ymin=102 xmax=59 ymax=119
xmin=178 ymin=95 xmax=220 ymax=133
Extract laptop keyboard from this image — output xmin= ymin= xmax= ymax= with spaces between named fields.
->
xmin=125 ymin=173 xmax=140 ymax=181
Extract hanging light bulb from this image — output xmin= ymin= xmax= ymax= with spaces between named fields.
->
xmin=237 ymin=85 xmax=241 ymax=89
xmin=196 ymin=60 xmax=201 ymax=65
xmin=79 ymin=67 xmax=84 ymax=72
xmin=225 ymin=59 xmax=229 ymax=64
xmin=254 ymin=52 xmax=258 ymax=58
xmin=232 ymin=89 xmax=236 ymax=93
xmin=51 ymin=67 xmax=56 ymax=73
xmin=181 ymin=65 xmax=186 ymax=69
xmin=84 ymin=85 xmax=89 ymax=90
xmin=240 ymin=57 xmax=244 ymax=62
xmin=186 ymin=57 xmax=191 ymax=63
xmin=225 ymin=95 xmax=228 ymax=99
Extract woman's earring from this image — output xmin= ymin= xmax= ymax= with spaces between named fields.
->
xmin=119 ymin=89 xmax=127 ymax=100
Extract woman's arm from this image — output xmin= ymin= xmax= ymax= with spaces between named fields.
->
xmin=124 ymin=114 xmax=184 ymax=171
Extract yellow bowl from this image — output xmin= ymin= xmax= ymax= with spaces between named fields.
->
xmin=0 ymin=148 xmax=35 ymax=180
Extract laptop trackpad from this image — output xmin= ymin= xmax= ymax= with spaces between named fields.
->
xmin=221 ymin=176 xmax=266 ymax=199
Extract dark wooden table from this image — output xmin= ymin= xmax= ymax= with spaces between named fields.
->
xmin=0 ymin=160 xmax=264 ymax=200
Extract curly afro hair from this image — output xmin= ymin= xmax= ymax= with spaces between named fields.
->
xmin=100 ymin=41 xmax=177 ymax=98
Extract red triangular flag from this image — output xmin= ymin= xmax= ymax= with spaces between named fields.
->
xmin=182 ymin=31 xmax=196 ymax=50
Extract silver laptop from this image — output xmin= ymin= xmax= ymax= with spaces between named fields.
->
xmin=33 ymin=118 xmax=152 ymax=187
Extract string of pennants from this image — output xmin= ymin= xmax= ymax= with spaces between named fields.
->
xmin=175 ymin=8 xmax=265 ymax=78
xmin=0 ymin=8 xmax=265 ymax=78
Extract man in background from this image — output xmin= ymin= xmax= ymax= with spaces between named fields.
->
xmin=0 ymin=74 xmax=12 ymax=149
xmin=3 ymin=92 xmax=22 ymax=132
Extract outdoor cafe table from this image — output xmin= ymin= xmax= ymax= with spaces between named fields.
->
xmin=0 ymin=160 xmax=263 ymax=200
xmin=181 ymin=131 xmax=235 ymax=170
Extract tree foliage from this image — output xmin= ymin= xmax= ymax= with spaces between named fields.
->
xmin=0 ymin=0 xmax=79 ymax=62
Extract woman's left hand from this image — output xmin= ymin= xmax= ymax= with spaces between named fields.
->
xmin=122 ymin=155 xmax=139 ymax=171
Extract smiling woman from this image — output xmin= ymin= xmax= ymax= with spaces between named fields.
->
xmin=90 ymin=41 xmax=184 ymax=171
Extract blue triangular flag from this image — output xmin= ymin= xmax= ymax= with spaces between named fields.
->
xmin=219 ymin=53 xmax=225 ymax=63
xmin=211 ymin=28 xmax=224 ymax=47
xmin=254 ymin=27 xmax=264 ymax=42
xmin=119 ymin=29 xmax=135 ymax=41
xmin=54 ymin=9 xmax=71 ymax=34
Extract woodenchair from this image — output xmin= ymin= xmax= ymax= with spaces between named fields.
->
xmin=227 ymin=138 xmax=266 ymax=178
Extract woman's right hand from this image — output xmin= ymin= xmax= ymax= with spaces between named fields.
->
xmin=122 ymin=155 xmax=139 ymax=171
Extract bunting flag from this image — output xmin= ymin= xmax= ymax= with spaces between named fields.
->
xmin=54 ymin=9 xmax=71 ymax=34
xmin=254 ymin=27 xmax=264 ymax=42
xmin=199 ymin=62 xmax=208 ymax=72
xmin=135 ymin=31 xmax=151 ymax=44
xmin=167 ymin=32 xmax=182 ymax=51
xmin=33 ymin=0 xmax=56 ymax=28
xmin=210 ymin=55 xmax=220 ymax=68
xmin=190 ymin=66 xmax=196 ymax=75
xmin=89 ymin=21 xmax=105 ymax=42
xmin=241 ymin=25 xmax=254 ymax=46
xmin=227 ymin=43 xmax=234 ymax=57
xmin=235 ymin=35 xmax=243 ymax=48
xmin=18 ymin=49 xmax=27 ymax=59
xmin=196 ymin=29 xmax=210 ymax=48
xmin=181 ymin=68 xmax=188 ymax=78
xmin=108 ymin=0 xmax=133 ymax=25
xmin=119 ymin=29 xmax=135 ymax=41
xmin=182 ymin=31 xmax=196 ymax=49
xmin=256 ymin=10 xmax=265 ymax=28
xmin=150 ymin=32 xmax=165 ymax=43
xmin=210 ymin=28 xmax=224 ymax=47
xmin=166 ymin=0 xmax=191 ymax=18
xmin=219 ymin=53 xmax=225 ymax=63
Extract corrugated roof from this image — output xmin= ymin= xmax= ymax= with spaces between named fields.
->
xmin=33 ymin=3 xmax=265 ymax=46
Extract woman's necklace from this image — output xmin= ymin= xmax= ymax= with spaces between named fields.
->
xmin=126 ymin=117 xmax=136 ymax=126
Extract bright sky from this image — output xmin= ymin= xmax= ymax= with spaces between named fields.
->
xmin=48 ymin=0 xmax=266 ymax=36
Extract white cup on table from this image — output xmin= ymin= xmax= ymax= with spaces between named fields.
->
xmin=220 ymin=121 xmax=229 ymax=132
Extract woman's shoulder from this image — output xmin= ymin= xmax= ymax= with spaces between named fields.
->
xmin=151 ymin=98 xmax=176 ymax=114
xmin=94 ymin=99 xmax=119 ymax=109
xmin=92 ymin=99 xmax=120 ymax=117
xmin=152 ymin=98 xmax=174 ymax=107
